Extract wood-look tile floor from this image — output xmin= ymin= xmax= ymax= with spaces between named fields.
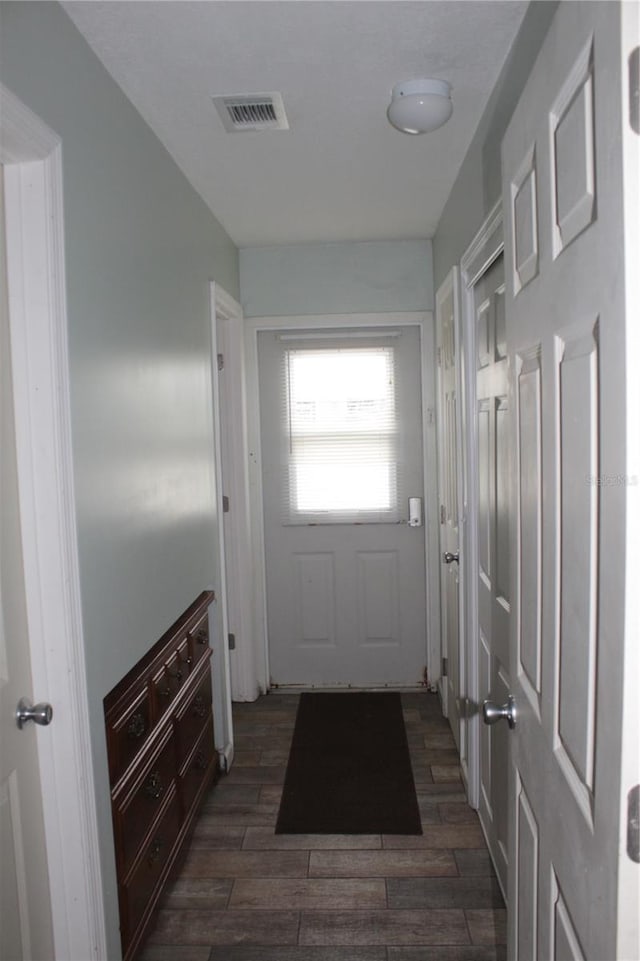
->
xmin=140 ymin=692 xmax=506 ymax=961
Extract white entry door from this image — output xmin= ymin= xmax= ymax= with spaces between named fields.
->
xmin=435 ymin=270 xmax=462 ymax=749
xmin=501 ymin=2 xmax=639 ymax=958
xmin=258 ymin=325 xmax=427 ymax=687
xmin=474 ymin=251 xmax=509 ymax=896
xmin=0 ymin=167 xmax=55 ymax=960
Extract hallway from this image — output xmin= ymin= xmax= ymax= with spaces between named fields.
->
xmin=140 ymin=691 xmax=506 ymax=960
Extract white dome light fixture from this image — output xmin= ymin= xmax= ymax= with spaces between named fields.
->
xmin=387 ymin=78 xmax=453 ymax=135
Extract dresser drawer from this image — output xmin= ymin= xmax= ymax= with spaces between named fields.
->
xmin=188 ymin=612 xmax=210 ymax=669
xmin=151 ymin=635 xmax=193 ymax=719
xmin=114 ymin=728 xmax=177 ymax=878
xmin=174 ymin=664 xmax=213 ymax=764
xmin=107 ymin=684 xmax=152 ymax=785
xmin=179 ymin=718 xmax=216 ymax=816
xmin=176 ymin=634 xmax=196 ymax=677
xmin=122 ymin=786 xmax=181 ymax=941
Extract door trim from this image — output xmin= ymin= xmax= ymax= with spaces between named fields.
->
xmin=244 ymin=311 xmax=439 ymax=695
xmin=435 ymin=269 xmax=454 ymax=716
xmin=0 ymin=84 xmax=107 ymax=958
xmin=460 ymin=200 xmax=504 ymax=810
xmin=434 ymin=268 xmax=465 ymax=739
xmin=619 ymin=2 xmax=640 ymax=952
xmin=207 ymin=282 xmax=238 ymax=770
xmin=211 ymin=284 xmax=257 ymax=704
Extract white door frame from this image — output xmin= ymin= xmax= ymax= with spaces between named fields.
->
xmin=434 ymin=268 xmax=466 ymax=746
xmin=211 ymin=284 xmax=258 ymax=704
xmin=243 ymin=311 xmax=440 ymax=695
xmin=435 ymin=273 xmax=452 ymax=717
xmin=0 ymin=84 xmax=107 ymax=959
xmin=619 ymin=2 xmax=640 ymax=951
xmin=207 ymin=283 xmax=236 ymax=769
xmin=459 ymin=201 xmax=504 ymax=810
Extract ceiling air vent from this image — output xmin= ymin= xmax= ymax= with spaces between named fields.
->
xmin=212 ymin=92 xmax=289 ymax=133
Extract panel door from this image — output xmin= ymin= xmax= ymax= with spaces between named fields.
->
xmin=502 ymin=3 xmax=638 ymax=958
xmin=258 ymin=325 xmax=427 ymax=687
xmin=0 ymin=167 xmax=55 ymax=959
xmin=474 ymin=252 xmax=509 ymax=896
xmin=436 ymin=271 xmax=461 ymax=750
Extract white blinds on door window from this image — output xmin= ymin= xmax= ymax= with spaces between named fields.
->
xmin=281 ymin=344 xmax=401 ymax=524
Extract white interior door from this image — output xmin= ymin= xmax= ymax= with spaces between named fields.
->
xmin=436 ymin=269 xmax=461 ymax=748
xmin=473 ymin=252 xmax=509 ymax=896
xmin=0 ymin=166 xmax=55 ymax=961
xmin=258 ymin=325 xmax=427 ymax=688
xmin=502 ymin=3 xmax=639 ymax=958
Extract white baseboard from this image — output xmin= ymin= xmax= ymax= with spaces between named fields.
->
xmin=217 ymin=741 xmax=235 ymax=773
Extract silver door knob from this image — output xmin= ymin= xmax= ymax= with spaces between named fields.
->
xmin=443 ymin=551 xmax=459 ymax=564
xmin=482 ymin=695 xmax=516 ymax=729
xmin=16 ymin=697 xmax=53 ymax=730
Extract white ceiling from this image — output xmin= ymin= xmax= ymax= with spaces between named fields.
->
xmin=63 ymin=1 xmax=528 ymax=248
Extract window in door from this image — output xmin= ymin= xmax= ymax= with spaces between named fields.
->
xmin=282 ymin=344 xmax=402 ymax=524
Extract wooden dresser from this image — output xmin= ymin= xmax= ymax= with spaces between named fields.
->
xmin=104 ymin=591 xmax=218 ymax=961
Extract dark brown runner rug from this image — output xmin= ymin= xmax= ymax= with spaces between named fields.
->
xmin=275 ymin=691 xmax=422 ymax=834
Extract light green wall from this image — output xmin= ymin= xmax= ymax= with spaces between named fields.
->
xmin=240 ymin=239 xmax=434 ymax=317
xmin=433 ymin=0 xmax=559 ymax=290
xmin=0 ymin=3 xmax=238 ymax=955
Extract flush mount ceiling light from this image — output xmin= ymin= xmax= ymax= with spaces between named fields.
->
xmin=387 ymin=78 xmax=453 ymax=135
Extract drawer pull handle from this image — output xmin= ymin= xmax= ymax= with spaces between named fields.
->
xmin=185 ymin=656 xmax=193 ymax=667
xmin=194 ymin=750 xmax=208 ymax=772
xmin=127 ymin=713 xmax=146 ymax=739
xmin=167 ymin=668 xmax=183 ymax=682
xmin=196 ymin=629 xmax=208 ymax=646
xmin=144 ymin=772 xmax=164 ymax=800
xmin=147 ymin=837 xmax=164 ymax=865
xmin=192 ymin=695 xmax=207 ymax=719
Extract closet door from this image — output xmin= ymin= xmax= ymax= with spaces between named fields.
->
xmin=502 ymin=3 xmax=639 ymax=957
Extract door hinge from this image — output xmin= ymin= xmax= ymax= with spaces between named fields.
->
xmin=630 ymin=46 xmax=639 ymax=135
xmin=222 ymin=495 xmax=230 ymax=513
xmin=437 ymin=346 xmax=442 ymax=367
xmin=228 ymin=633 xmax=236 ymax=651
xmin=440 ymin=504 xmax=446 ymax=524
xmin=628 ymin=784 xmax=640 ymax=863
xmin=217 ymin=352 xmax=225 ymax=372
xmin=441 ymin=657 xmax=448 ymax=678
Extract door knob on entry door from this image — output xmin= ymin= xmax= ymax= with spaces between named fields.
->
xmin=482 ymin=695 xmax=516 ymax=729
xmin=443 ymin=551 xmax=459 ymax=564
xmin=16 ymin=697 xmax=53 ymax=730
